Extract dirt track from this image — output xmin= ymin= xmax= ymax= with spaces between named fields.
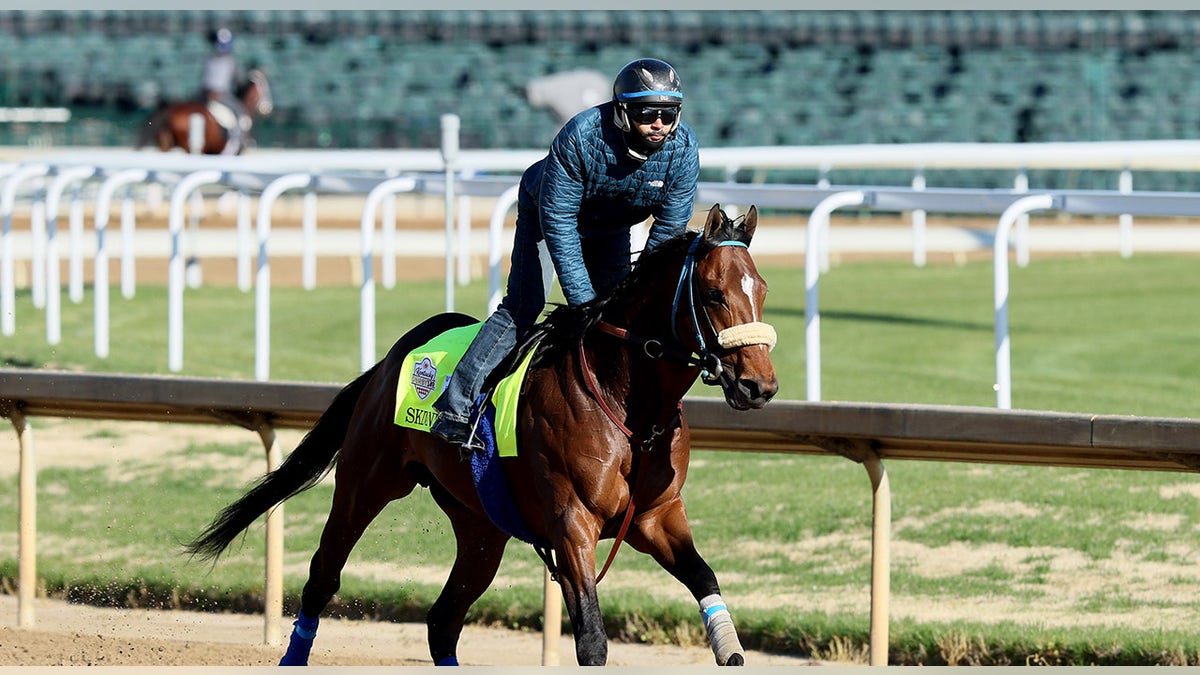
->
xmin=0 ymin=594 xmax=823 ymax=667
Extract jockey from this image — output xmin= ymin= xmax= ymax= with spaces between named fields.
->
xmin=430 ymin=57 xmax=700 ymax=449
xmin=200 ymin=27 xmax=247 ymax=154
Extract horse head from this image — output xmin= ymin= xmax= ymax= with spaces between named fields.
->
xmin=243 ymin=68 xmax=274 ymax=117
xmin=681 ymin=204 xmax=778 ymax=409
xmin=536 ymin=204 xmax=778 ymax=412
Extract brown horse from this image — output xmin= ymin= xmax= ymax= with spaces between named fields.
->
xmin=184 ymin=204 xmax=779 ymax=666
xmin=140 ymin=68 xmax=273 ymax=155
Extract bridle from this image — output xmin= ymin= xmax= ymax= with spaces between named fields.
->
xmin=584 ymin=233 xmax=777 ymax=410
xmin=669 ymin=235 xmax=777 ymax=387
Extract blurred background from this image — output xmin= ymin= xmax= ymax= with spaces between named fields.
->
xmin=3 ymin=9 xmax=1200 ymax=190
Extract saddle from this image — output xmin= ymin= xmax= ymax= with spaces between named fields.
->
xmin=393 ymin=323 xmax=538 ymax=458
xmin=205 ymin=100 xmax=248 ymax=132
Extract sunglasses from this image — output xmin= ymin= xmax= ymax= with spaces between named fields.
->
xmin=627 ymin=105 xmax=679 ymax=125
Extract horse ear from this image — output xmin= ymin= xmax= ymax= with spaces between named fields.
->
xmin=703 ymin=203 xmax=724 ymax=239
xmin=741 ymin=205 xmax=758 ymax=244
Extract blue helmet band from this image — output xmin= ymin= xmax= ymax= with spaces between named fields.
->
xmin=617 ymin=91 xmax=683 ymax=102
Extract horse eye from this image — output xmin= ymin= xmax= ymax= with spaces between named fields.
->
xmin=704 ymin=288 xmax=725 ymax=305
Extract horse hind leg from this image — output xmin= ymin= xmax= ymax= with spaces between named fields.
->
xmin=628 ymin=502 xmax=745 ymax=666
xmin=424 ymin=484 xmax=509 ymax=666
xmin=279 ymin=465 xmax=417 ymax=665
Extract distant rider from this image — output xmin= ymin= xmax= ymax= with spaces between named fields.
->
xmin=200 ymin=27 xmax=246 ymax=154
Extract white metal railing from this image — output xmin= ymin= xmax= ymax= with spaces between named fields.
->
xmin=1 ymin=163 xmax=48 ymax=332
xmin=12 ymin=137 xmax=1200 ymax=175
xmin=43 ymin=165 xmax=96 ymax=345
xmin=254 ymin=173 xmax=316 ymax=382
xmin=357 ymin=176 xmax=420 ymax=373
xmin=769 ymin=184 xmax=1200 ymax=408
xmin=3 ymin=143 xmax=1200 ymax=405
xmin=93 ymin=168 xmax=149 ymax=358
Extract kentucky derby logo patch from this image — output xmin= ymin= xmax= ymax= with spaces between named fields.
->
xmin=393 ymin=321 xmax=537 ymax=458
xmin=411 ymin=356 xmax=438 ymax=400
xmin=394 ymin=323 xmax=480 ymax=435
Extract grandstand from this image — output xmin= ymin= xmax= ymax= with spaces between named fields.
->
xmin=3 ymin=10 xmax=1200 ymax=189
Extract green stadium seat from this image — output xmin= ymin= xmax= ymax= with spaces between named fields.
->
xmin=0 ymin=9 xmax=1196 ymax=161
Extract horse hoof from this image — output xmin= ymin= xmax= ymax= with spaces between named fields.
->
xmin=724 ymin=653 xmax=745 ymax=666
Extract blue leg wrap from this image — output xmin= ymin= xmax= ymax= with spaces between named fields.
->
xmin=435 ymin=656 xmax=460 ymax=666
xmin=278 ymin=611 xmax=320 ymax=666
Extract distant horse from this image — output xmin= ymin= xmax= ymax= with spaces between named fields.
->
xmin=185 ymin=204 xmax=779 ymax=666
xmin=140 ymin=68 xmax=273 ymax=155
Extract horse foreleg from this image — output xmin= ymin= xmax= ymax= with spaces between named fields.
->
xmin=280 ymin=472 xmax=409 ymax=666
xmin=552 ymin=508 xmax=608 ymax=666
xmin=425 ymin=485 xmax=509 ymax=666
xmin=628 ymin=500 xmax=745 ymax=666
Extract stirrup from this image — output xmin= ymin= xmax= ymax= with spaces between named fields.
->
xmin=462 ymin=391 xmax=492 ymax=452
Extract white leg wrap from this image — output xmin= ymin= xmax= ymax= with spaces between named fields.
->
xmin=699 ymin=593 xmax=744 ymax=665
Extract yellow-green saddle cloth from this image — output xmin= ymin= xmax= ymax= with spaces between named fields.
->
xmin=393 ymin=322 xmax=545 ymax=545
xmin=393 ymin=323 xmax=535 ymax=458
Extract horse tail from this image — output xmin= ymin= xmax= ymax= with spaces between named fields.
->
xmin=183 ymin=364 xmax=379 ymax=562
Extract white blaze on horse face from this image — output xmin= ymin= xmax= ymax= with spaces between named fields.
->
xmin=740 ymin=273 xmax=760 ymax=322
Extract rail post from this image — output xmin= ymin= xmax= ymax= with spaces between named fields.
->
xmin=911 ymin=170 xmax=927 ymax=268
xmin=1 ymin=163 xmax=50 ymax=335
xmin=4 ymin=405 xmax=37 ymax=627
xmin=805 ymin=190 xmax=870 ymax=402
xmin=542 ymin=569 xmax=562 ymax=665
xmin=1118 ymin=168 xmax=1134 ymax=258
xmin=993 ymin=194 xmax=1060 ymax=409
xmin=441 ymin=114 xmax=460 ymax=313
xmin=168 ymin=170 xmax=223 ymax=372
xmin=487 ymin=185 xmax=520 ymax=313
xmin=863 ymin=451 xmax=890 ymax=666
xmin=43 ymin=165 xmax=96 ymax=346
xmin=257 ymin=420 xmax=284 ymax=646
xmin=254 ymin=172 xmax=314 ymax=381
xmin=93 ymin=168 xmax=150 ymax=358
xmin=358 ymin=176 xmax=418 ymax=372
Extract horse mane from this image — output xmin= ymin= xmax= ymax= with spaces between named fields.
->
xmin=528 ymin=230 xmax=701 ymax=366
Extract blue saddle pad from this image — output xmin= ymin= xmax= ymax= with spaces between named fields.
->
xmin=468 ymin=397 xmax=548 ymax=548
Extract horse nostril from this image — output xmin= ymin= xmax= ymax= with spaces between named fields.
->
xmin=736 ymin=379 xmax=761 ymax=401
xmin=739 ymin=378 xmax=777 ymax=405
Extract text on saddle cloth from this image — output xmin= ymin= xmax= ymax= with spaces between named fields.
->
xmin=393 ymin=322 xmax=535 ymax=458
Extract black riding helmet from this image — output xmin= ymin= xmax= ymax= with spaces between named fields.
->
xmin=612 ymin=58 xmax=683 ymax=160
